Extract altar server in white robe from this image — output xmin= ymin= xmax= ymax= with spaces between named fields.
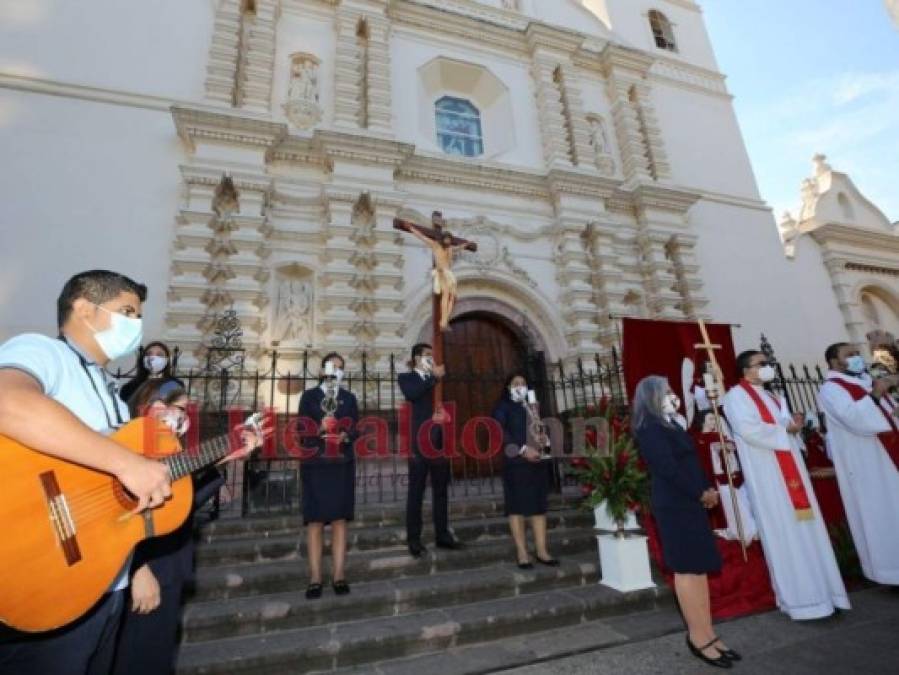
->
xmin=818 ymin=342 xmax=899 ymax=585
xmin=723 ymin=350 xmax=849 ymax=621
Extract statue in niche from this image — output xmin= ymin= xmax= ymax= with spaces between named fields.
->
xmin=284 ymin=52 xmax=322 ymax=129
xmin=586 ymin=114 xmax=616 ymax=175
xmin=273 ymin=277 xmax=313 ymax=344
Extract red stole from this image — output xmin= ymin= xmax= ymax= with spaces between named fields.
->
xmin=827 ymin=377 xmax=899 ymax=472
xmin=737 ymin=380 xmax=814 ymax=521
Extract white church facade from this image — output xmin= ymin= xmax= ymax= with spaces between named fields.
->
xmin=1 ymin=0 xmax=897 ymax=371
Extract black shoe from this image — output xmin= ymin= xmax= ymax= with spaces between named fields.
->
xmin=712 ymin=639 xmax=742 ymax=662
xmin=435 ymin=538 xmax=465 ymax=550
xmin=408 ymin=541 xmax=426 ymax=558
xmin=535 ymin=556 xmax=560 ymax=567
xmin=332 ymin=580 xmax=351 ymax=596
xmin=686 ymin=636 xmax=732 ymax=669
xmin=305 ymin=583 xmax=323 ymax=600
xmin=517 ymin=560 xmax=534 ymax=570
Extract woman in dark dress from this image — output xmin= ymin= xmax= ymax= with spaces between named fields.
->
xmin=119 ymin=340 xmax=182 ymax=403
xmin=297 ymin=352 xmax=358 ymax=599
xmin=492 ymin=373 xmax=557 ymax=569
xmin=633 ymin=375 xmax=740 ymax=669
xmin=113 ymin=379 xmax=259 ymax=675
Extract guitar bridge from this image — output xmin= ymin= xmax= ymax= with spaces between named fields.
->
xmin=39 ymin=471 xmax=82 ymax=566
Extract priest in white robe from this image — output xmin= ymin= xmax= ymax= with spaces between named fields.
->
xmin=723 ymin=350 xmax=849 ymax=621
xmin=818 ymin=342 xmax=899 ymax=585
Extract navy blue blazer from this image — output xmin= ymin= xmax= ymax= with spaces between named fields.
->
xmin=398 ymin=371 xmax=443 ymax=456
xmin=491 ymin=397 xmax=529 ymax=466
xmin=634 ymin=418 xmax=710 ymax=510
xmin=297 ymin=385 xmax=359 ymax=463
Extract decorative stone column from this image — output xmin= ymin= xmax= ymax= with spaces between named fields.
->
xmin=825 ymin=256 xmax=867 ymax=345
xmin=204 ymin=0 xmax=243 ymax=106
xmin=364 ymin=14 xmax=393 ymax=134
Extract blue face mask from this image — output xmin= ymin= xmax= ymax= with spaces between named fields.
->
xmin=88 ymin=305 xmax=143 ymax=361
xmin=845 ymin=355 xmax=866 ymax=376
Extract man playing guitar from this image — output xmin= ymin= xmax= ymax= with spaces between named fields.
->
xmin=0 ymin=270 xmax=172 ymax=674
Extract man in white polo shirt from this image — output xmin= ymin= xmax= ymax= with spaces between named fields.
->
xmin=0 ymin=270 xmax=172 ymax=675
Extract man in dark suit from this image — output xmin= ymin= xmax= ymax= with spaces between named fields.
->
xmin=399 ymin=343 xmax=463 ymax=557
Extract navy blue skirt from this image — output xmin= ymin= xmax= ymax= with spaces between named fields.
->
xmin=301 ymin=460 xmax=356 ymax=525
xmin=502 ymin=461 xmax=550 ymax=517
xmin=652 ymin=502 xmax=722 ymax=574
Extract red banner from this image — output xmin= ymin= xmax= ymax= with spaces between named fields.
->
xmin=621 ymin=318 xmax=738 ymax=404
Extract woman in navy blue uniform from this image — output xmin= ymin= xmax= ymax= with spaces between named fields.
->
xmin=113 ymin=379 xmax=255 ymax=675
xmin=492 ymin=373 xmax=557 ymax=569
xmin=633 ymin=375 xmax=739 ymax=669
xmin=298 ymin=352 xmax=358 ymax=599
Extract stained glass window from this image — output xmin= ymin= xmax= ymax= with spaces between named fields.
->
xmin=435 ymin=96 xmax=484 ymax=157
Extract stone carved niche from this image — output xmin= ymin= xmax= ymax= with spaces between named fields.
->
xmin=271 ymin=264 xmax=314 ymax=347
xmin=586 ymin=113 xmax=615 ymax=176
xmin=284 ymin=52 xmax=322 ymax=129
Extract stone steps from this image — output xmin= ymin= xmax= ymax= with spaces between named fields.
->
xmin=183 ymin=553 xmax=598 ymax=643
xmin=176 ymin=578 xmax=671 ymax=674
xmin=177 ymin=496 xmax=667 ymax=674
xmin=190 ymin=524 xmax=594 ymax=602
xmin=195 ymin=510 xmax=593 ymax=566
xmin=321 ymin=606 xmax=684 ymax=675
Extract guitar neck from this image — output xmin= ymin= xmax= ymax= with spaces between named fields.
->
xmin=162 ymin=433 xmax=233 ymax=481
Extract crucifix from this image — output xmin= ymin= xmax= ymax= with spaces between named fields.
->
xmin=393 ymin=211 xmax=477 ymax=415
xmin=694 ymin=318 xmax=749 ymax=562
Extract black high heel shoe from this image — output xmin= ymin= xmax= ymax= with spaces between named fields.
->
xmin=712 ymin=638 xmax=742 ymax=661
xmin=686 ymin=635 xmax=732 ymax=669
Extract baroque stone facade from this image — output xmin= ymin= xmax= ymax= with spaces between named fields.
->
xmin=163 ymin=0 xmax=712 ymax=370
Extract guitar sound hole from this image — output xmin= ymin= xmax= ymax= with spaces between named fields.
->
xmin=112 ymin=482 xmax=138 ymax=510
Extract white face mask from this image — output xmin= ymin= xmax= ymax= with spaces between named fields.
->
xmin=845 ymin=355 xmax=866 ymax=375
xmin=144 ymin=354 xmax=168 ymax=374
xmin=87 ymin=305 xmax=143 ymax=361
xmin=419 ymin=355 xmax=434 ymax=372
xmin=510 ymin=385 xmax=527 ymax=402
xmin=758 ymin=365 xmax=776 ymax=383
xmin=161 ymin=409 xmax=189 ymax=436
xmin=323 ymin=360 xmax=344 ymax=382
xmin=661 ymin=393 xmax=679 ymax=416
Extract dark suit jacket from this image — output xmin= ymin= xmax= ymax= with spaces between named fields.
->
xmin=398 ymin=371 xmax=443 ymax=456
xmin=634 ymin=418 xmax=710 ymax=510
xmin=297 ymin=385 xmax=359 ymax=463
xmin=492 ymin=397 xmax=529 ymax=466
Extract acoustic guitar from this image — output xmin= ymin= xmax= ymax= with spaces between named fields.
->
xmin=0 ymin=413 xmax=262 ymax=632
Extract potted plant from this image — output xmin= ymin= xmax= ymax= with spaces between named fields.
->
xmin=572 ymin=408 xmax=655 ymax=592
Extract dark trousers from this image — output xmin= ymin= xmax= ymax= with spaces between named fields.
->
xmin=112 ymin=582 xmax=183 ymax=675
xmin=0 ymin=590 xmax=125 ymax=675
xmin=406 ymin=456 xmax=451 ymax=544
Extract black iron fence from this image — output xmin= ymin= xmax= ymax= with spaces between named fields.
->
xmin=113 ymin=349 xmax=627 ymax=517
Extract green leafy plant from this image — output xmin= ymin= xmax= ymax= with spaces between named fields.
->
xmin=571 ymin=406 xmax=649 ymax=537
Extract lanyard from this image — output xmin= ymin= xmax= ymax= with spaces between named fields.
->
xmin=59 ymin=337 xmax=125 ymax=430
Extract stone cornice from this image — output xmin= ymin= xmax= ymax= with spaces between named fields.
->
xmin=844 ymin=262 xmax=899 ymax=279
xmin=397 ymin=153 xmax=550 ymax=198
xmin=598 ymin=44 xmax=655 ymax=78
xmin=525 ymin=22 xmax=587 ymax=55
xmin=810 ymin=222 xmax=899 ymax=253
xmin=314 ymin=129 xmax=416 ymax=167
xmin=546 ymin=169 xmax=618 ymax=200
xmin=389 ymin=0 xmax=525 ymax=54
xmin=625 ymin=183 xmax=702 ymax=213
xmin=171 ymin=105 xmax=287 ymax=152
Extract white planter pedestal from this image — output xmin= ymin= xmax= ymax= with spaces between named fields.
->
xmin=593 ymin=501 xmax=639 ymax=532
xmin=597 ymin=534 xmax=656 ymax=593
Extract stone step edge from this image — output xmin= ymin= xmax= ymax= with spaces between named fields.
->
xmin=181 ymin=554 xmax=600 ymax=643
xmin=176 ymin=581 xmax=671 ymax=674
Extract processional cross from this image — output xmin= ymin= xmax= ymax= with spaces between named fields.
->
xmin=393 ymin=211 xmax=478 ymax=415
xmin=694 ymin=319 xmax=749 ymax=562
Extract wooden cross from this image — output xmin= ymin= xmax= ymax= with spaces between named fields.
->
xmin=695 ymin=318 xmax=749 ymax=562
xmin=393 ymin=211 xmax=477 ymax=412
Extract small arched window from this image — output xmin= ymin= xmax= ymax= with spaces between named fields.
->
xmin=435 ymin=96 xmax=484 ymax=157
xmin=649 ymin=10 xmax=677 ymax=52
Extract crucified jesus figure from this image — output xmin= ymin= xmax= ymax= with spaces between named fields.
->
xmin=393 ymin=211 xmax=477 ymax=332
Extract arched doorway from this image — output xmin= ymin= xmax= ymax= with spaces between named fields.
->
xmin=442 ymin=311 xmax=548 ymax=483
